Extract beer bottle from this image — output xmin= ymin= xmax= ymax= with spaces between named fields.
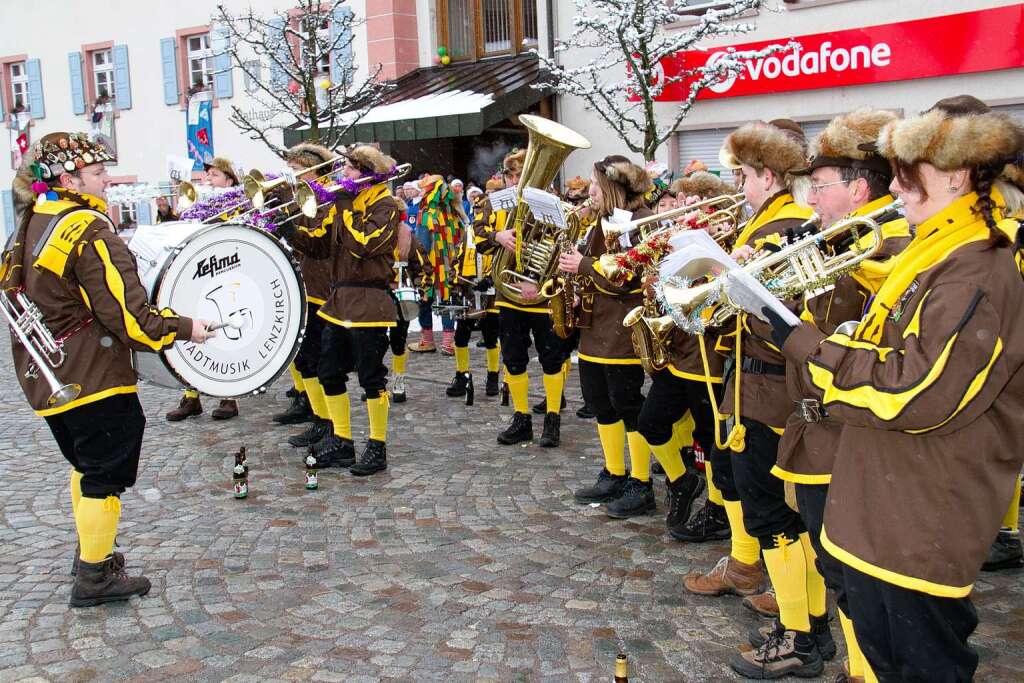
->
xmin=614 ymin=653 xmax=628 ymax=683
xmin=305 ymin=451 xmax=318 ymax=490
xmin=232 ymin=448 xmax=248 ymax=499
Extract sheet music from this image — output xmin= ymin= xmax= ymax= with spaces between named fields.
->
xmin=521 ymin=188 xmax=566 ymax=229
xmin=166 ymin=155 xmax=194 ymax=183
xmin=489 ymin=188 xmax=518 ymax=211
xmin=724 ymin=269 xmax=801 ymax=326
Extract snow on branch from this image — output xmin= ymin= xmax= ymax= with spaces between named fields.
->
xmin=212 ymin=0 xmax=391 ymax=157
xmin=536 ymin=0 xmax=797 ymax=160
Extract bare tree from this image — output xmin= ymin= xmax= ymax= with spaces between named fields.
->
xmin=213 ymin=0 xmax=391 ymax=157
xmin=538 ymin=0 xmax=796 ymax=160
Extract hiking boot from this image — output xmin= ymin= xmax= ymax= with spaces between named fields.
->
xmin=574 ymin=468 xmax=628 ymax=504
xmin=497 ymin=412 xmax=533 ymax=445
xmin=166 ymin=395 xmax=202 ymax=421
xmin=350 ymin=439 xmax=387 ymax=476
xmin=288 ymin=419 xmax=331 ymax=448
xmin=532 ymin=395 xmax=566 ymax=415
xmin=485 ymin=371 xmax=500 ymax=397
xmin=670 ymin=498 xmax=731 ymax=543
xmin=605 ymin=477 xmax=656 ymax=519
xmin=408 ymin=339 xmax=436 ymax=353
xmin=575 ymin=403 xmax=595 ymax=419
xmin=440 ymin=331 xmax=455 ymax=356
xmin=273 ymin=393 xmax=312 ymax=425
xmin=285 ymin=386 xmax=300 ymax=399
xmin=982 ymin=530 xmax=1024 ymax=571
xmin=652 ymin=460 xmax=665 ymax=475
xmin=743 ymin=588 xmax=780 ymax=618
xmin=665 ymin=471 xmax=705 ymax=533
xmin=730 ymin=624 xmax=823 ymax=679
xmin=749 ymin=614 xmax=835 ymax=661
xmin=313 ymin=434 xmax=355 ymax=468
xmin=832 ymin=661 xmax=865 ymax=683
xmin=538 ymin=412 xmax=560 ymax=448
xmin=446 ymin=372 xmax=469 ymax=397
xmin=211 ymin=399 xmax=239 ymax=420
xmin=69 ymin=556 xmax=151 ymax=608
xmin=683 ymin=555 xmax=764 ymax=597
xmin=71 ymin=546 xmax=124 ymax=577
xmin=392 ymin=375 xmax=407 ymax=403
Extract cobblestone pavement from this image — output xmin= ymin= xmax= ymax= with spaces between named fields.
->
xmin=1 ymin=335 xmax=1023 ymax=682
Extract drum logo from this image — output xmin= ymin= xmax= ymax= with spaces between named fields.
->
xmin=193 ymin=250 xmax=242 ymax=280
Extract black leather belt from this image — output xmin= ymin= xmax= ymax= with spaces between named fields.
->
xmin=741 ymin=357 xmax=786 ymax=376
xmin=331 ymin=281 xmax=388 ymax=290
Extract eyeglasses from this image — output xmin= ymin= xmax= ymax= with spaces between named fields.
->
xmin=808 ymin=179 xmax=850 ymax=194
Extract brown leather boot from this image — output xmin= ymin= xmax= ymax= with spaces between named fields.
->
xmin=71 ymin=544 xmax=125 ymax=576
xmin=211 ymin=399 xmax=239 ymax=420
xmin=742 ymin=587 xmax=780 ymax=617
xmin=683 ymin=554 xmax=763 ymax=597
xmin=166 ymin=395 xmax=202 ymax=421
xmin=69 ymin=556 xmax=151 ymax=608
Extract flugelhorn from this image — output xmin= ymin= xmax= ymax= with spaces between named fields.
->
xmin=601 ymin=193 xmax=746 ymax=240
xmin=0 ymin=288 xmax=81 ymax=408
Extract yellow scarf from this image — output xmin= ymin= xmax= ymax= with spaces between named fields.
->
xmin=733 ymin=192 xmax=814 ymax=249
xmin=855 ymin=192 xmax=1001 ymax=344
xmin=849 ymin=195 xmax=911 ymax=295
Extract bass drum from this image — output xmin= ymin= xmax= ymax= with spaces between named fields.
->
xmin=128 ymin=221 xmax=306 ymax=398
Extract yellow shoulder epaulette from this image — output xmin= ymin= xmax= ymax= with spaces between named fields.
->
xmin=32 ymin=204 xmax=111 ymax=277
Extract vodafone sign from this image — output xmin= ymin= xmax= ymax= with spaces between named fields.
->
xmin=656 ymin=5 xmax=1024 ymax=101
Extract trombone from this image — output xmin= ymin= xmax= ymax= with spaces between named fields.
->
xmin=244 ymin=156 xmax=346 ymax=210
xmin=282 ymin=163 xmax=413 ymax=223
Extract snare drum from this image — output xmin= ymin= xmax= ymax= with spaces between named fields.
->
xmin=128 ymin=221 xmax=306 ymax=398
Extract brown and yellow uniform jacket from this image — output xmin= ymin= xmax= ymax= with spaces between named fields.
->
xmin=781 ymin=191 xmax=1024 ymax=597
xmin=1 ymin=189 xmax=192 ymax=415
xmin=392 ymin=231 xmax=431 ymax=292
xmin=288 ymin=183 xmax=403 ymax=328
xmin=774 ymin=195 xmax=911 ymax=484
xmin=575 ymin=207 xmax=652 ymax=364
xmin=473 ymin=196 xmax=547 ymax=315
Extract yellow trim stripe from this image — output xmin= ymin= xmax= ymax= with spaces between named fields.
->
xmin=821 ymin=526 xmax=972 ymax=598
xmin=316 ymin=309 xmax=395 ymax=328
xmin=901 ymin=290 xmax=931 ymax=340
xmin=307 ymin=296 xmax=327 ymax=306
xmin=35 ymin=385 xmax=137 ymax=417
xmin=770 ymin=465 xmax=831 ymax=485
xmin=667 ymin=365 xmax=723 ymax=383
xmin=906 ymin=337 xmax=1003 ymax=435
xmin=93 ymin=240 xmax=178 ymax=351
xmin=577 ymin=352 xmax=641 ymax=366
xmin=299 ymin=205 xmax=336 ymax=238
xmin=824 ymin=335 xmax=898 ymax=362
xmin=496 ymin=301 xmax=549 ymax=314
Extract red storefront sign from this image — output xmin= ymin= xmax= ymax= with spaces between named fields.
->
xmin=655 ymin=4 xmax=1024 ymax=101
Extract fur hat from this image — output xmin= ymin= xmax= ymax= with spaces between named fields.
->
xmin=14 ymin=131 xmax=116 ymax=207
xmin=875 ymin=109 xmax=1024 ymax=181
xmin=503 ymin=149 xmax=527 ymax=176
xmin=485 ymin=176 xmax=505 ymax=193
xmin=565 ymin=175 xmax=590 ymax=201
xmin=595 ymin=155 xmax=650 ymax=198
xmin=670 ymin=171 xmax=732 ymax=200
xmin=719 ymin=122 xmax=807 ymax=180
xmin=285 ymin=142 xmax=334 ymax=170
xmin=798 ymin=108 xmax=898 ymax=176
xmin=203 ymin=157 xmax=241 ymax=186
xmin=343 ymin=144 xmax=396 ymax=175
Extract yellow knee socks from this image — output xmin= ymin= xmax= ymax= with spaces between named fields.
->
xmin=597 ymin=421 xmax=627 ymax=476
xmin=454 ymin=346 xmax=470 ymax=373
xmin=705 ymin=462 xmax=725 ymax=505
xmin=626 ymin=431 xmax=651 ymax=483
xmin=672 ymin=412 xmax=695 ymax=449
xmin=506 ymin=372 xmax=529 ymax=413
xmin=288 ymin=364 xmax=305 ymax=393
xmin=393 ymin=352 xmax=408 ymax=376
xmin=485 ymin=347 xmax=500 ymax=373
xmin=762 ymin=535 xmax=811 ymax=633
xmin=723 ymin=499 xmax=760 ymax=565
xmin=650 ymin=440 xmax=686 ymax=483
xmin=1003 ymin=478 xmax=1021 ymax=531
xmin=838 ymin=608 xmax=867 ymax=679
xmin=366 ymin=394 xmax=389 ymax=442
xmin=303 ymin=378 xmax=329 ymax=420
xmin=76 ymin=496 xmax=121 ymax=563
xmin=324 ymin=392 xmax=352 ymax=439
xmin=542 ymin=371 xmax=564 ymax=415
xmin=184 ymin=389 xmax=199 ymax=399
xmin=70 ymin=469 xmax=83 ymax=517
xmin=799 ymin=532 xmax=828 ymax=618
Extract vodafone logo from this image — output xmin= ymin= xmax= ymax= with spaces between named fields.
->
xmin=705 ymin=41 xmax=893 ymax=93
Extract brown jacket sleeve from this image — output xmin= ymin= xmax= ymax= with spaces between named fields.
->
xmin=287 ymin=204 xmax=337 ymax=259
xmin=336 ymin=196 xmax=400 ymax=258
xmin=73 ymin=225 xmax=191 ymax=351
xmin=783 ymin=282 xmax=1005 ymax=434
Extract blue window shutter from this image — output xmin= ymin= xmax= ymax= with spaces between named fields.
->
xmin=112 ymin=44 xmax=132 ymax=110
xmin=68 ymin=52 xmax=86 ymax=115
xmin=26 ymin=59 xmax=45 ymax=119
xmin=267 ymin=17 xmax=288 ymax=90
xmin=136 ymin=200 xmax=153 ymax=225
xmin=330 ymin=5 xmax=354 ymax=88
xmin=211 ymin=26 xmax=234 ymax=99
xmin=160 ymin=37 xmax=180 ymax=105
xmin=1 ymin=190 xmax=15 ymax=244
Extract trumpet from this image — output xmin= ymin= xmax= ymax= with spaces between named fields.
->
xmin=659 ymin=199 xmax=903 ymax=329
xmin=0 ymin=288 xmax=81 ymax=408
xmin=601 ymin=193 xmax=746 ymax=241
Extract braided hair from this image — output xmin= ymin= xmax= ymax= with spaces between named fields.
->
xmin=972 ymin=162 xmax=1011 ymax=247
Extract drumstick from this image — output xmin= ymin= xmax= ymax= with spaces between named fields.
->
xmin=206 ymin=314 xmax=245 ymax=332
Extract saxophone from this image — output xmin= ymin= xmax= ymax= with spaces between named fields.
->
xmin=622 ymin=265 xmax=674 ymax=375
xmin=542 ymin=201 xmax=593 ymax=339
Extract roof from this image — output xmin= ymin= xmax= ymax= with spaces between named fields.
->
xmin=285 ymin=54 xmax=548 ymax=146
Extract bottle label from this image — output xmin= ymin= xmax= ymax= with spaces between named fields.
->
xmin=305 ymin=471 xmax=318 ymax=489
xmin=233 ymin=480 xmax=248 ymax=498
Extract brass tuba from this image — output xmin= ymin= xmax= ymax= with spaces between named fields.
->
xmin=492 ymin=115 xmax=591 ymax=305
xmin=623 ymin=302 xmax=675 ymax=375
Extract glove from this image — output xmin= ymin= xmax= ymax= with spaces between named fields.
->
xmin=760 ymin=305 xmax=797 ymax=349
xmin=274 ymin=220 xmax=297 ymax=241
xmin=473 ymin=277 xmax=493 ymax=293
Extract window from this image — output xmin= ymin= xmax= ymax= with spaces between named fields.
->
xmin=440 ymin=0 xmax=536 ymax=61
xmin=300 ymin=15 xmax=331 ymax=75
xmin=91 ymin=49 xmax=115 ymax=99
xmin=242 ymin=60 xmax=262 ymax=94
xmin=187 ymin=33 xmax=213 ymax=89
xmin=9 ymin=61 xmax=29 ymax=110
xmin=118 ymin=201 xmax=137 ymax=225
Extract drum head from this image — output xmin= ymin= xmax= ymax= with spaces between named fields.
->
xmin=151 ymin=223 xmax=305 ymax=397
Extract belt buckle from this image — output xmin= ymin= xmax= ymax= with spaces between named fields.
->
xmin=797 ymin=399 xmax=824 ymax=423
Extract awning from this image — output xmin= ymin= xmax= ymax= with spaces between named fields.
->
xmin=285 ymin=54 xmax=547 ymax=146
